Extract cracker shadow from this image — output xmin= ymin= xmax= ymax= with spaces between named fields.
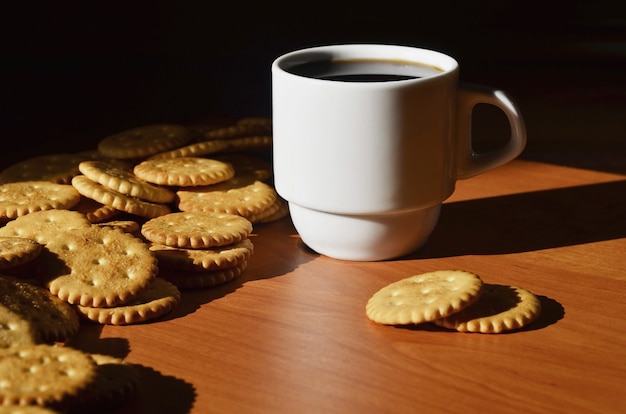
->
xmin=395 ymin=294 xmax=564 ymax=334
xmin=111 ymin=364 xmax=196 ymax=414
xmin=407 ymin=180 xmax=626 ymax=258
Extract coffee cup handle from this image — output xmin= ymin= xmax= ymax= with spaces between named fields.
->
xmin=454 ymin=83 xmax=527 ymax=180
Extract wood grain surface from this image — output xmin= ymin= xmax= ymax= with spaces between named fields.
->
xmin=65 ymin=159 xmax=626 ymax=414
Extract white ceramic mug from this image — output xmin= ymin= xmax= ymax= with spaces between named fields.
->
xmin=271 ymin=44 xmax=526 ymax=261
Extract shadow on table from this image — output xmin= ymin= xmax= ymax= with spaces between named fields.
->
xmin=410 ymin=180 xmax=626 ymax=258
xmin=67 ymin=324 xmax=196 ymax=414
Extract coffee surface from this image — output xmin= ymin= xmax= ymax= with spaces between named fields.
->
xmin=287 ymin=58 xmax=443 ymax=82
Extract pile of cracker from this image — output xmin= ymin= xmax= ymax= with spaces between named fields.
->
xmin=366 ymin=270 xmax=542 ymax=333
xmin=0 ymin=117 xmax=286 ymax=293
xmin=0 ymin=117 xmax=283 ymax=411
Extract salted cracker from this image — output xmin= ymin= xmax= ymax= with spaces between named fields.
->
xmin=0 ymin=209 xmax=91 ymax=245
xmin=0 ymin=181 xmax=81 ymax=220
xmin=0 ymin=152 xmax=98 ymax=185
xmin=0 ymin=344 xmax=97 ymax=408
xmin=141 ymin=211 xmax=252 ymax=249
xmin=0 ymin=276 xmax=80 ymax=344
xmin=366 ymin=270 xmax=484 ymax=325
xmin=0 ymin=237 xmax=42 ymax=270
xmin=79 ymin=160 xmax=175 ymax=203
xmin=97 ymin=124 xmax=193 ymax=159
xmin=42 ymin=225 xmax=158 ymax=308
xmin=433 ymin=284 xmax=542 ymax=333
xmin=133 ymin=157 xmax=235 ymax=187
xmin=72 ymin=175 xmax=171 ymax=219
xmin=75 ymin=277 xmax=180 ymax=325
xmin=176 ymin=175 xmax=277 ymax=218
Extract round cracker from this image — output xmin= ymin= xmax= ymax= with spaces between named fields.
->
xmin=43 ymin=225 xmax=158 ymax=308
xmin=433 ymin=284 xmax=542 ymax=333
xmin=97 ymin=124 xmax=193 ymax=159
xmin=141 ymin=211 xmax=252 ymax=249
xmin=0 ymin=152 xmax=98 ymax=185
xmin=0 ymin=276 xmax=80 ymax=344
xmin=133 ymin=157 xmax=235 ymax=187
xmin=0 ymin=344 xmax=97 ymax=408
xmin=149 ymin=238 xmax=253 ymax=272
xmin=0 ymin=236 xmax=42 ymax=270
xmin=71 ymin=175 xmax=171 ymax=219
xmin=176 ymin=175 xmax=277 ymax=218
xmin=146 ymin=139 xmax=229 ymax=160
xmin=0 ymin=304 xmax=40 ymax=349
xmin=75 ymin=277 xmax=180 ymax=325
xmin=79 ymin=160 xmax=175 ymax=203
xmin=0 ymin=181 xmax=81 ymax=220
xmin=0 ymin=209 xmax=92 ymax=245
xmin=366 ymin=270 xmax=484 ymax=325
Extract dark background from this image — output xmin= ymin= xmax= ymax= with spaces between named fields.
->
xmin=3 ymin=1 xmax=626 ymax=173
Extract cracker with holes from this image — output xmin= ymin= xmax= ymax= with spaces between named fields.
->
xmin=0 ymin=209 xmax=91 ymax=245
xmin=0 ymin=344 xmax=97 ymax=408
xmin=176 ymin=174 xmax=277 ymax=218
xmin=72 ymin=175 xmax=171 ymax=219
xmin=0 ymin=151 xmax=100 ymax=185
xmin=366 ymin=270 xmax=484 ymax=325
xmin=42 ymin=225 xmax=158 ymax=308
xmin=0 ymin=276 xmax=80 ymax=344
xmin=0 ymin=181 xmax=81 ymax=221
xmin=133 ymin=157 xmax=235 ymax=187
xmin=79 ymin=160 xmax=175 ymax=203
xmin=433 ymin=284 xmax=542 ymax=333
xmin=0 ymin=236 xmax=42 ymax=270
xmin=97 ymin=124 xmax=193 ymax=159
xmin=75 ymin=277 xmax=180 ymax=325
xmin=141 ymin=211 xmax=252 ymax=249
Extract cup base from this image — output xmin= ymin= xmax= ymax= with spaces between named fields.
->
xmin=288 ymin=203 xmax=441 ymax=261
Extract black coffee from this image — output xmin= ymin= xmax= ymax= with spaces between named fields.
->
xmin=287 ymin=58 xmax=443 ymax=82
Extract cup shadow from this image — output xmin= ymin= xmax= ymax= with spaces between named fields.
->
xmin=408 ymin=179 xmax=626 ymax=258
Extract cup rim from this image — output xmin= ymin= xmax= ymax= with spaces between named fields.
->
xmin=272 ymin=43 xmax=458 ymax=83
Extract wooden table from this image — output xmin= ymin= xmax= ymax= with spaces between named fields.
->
xmin=65 ymin=159 xmax=626 ymax=414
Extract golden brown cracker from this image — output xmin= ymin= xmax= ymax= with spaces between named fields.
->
xmin=141 ymin=211 xmax=252 ymax=249
xmin=366 ymin=270 xmax=484 ymax=325
xmin=43 ymin=225 xmax=158 ymax=308
xmin=97 ymin=124 xmax=193 ymax=159
xmin=433 ymin=284 xmax=542 ymax=333
xmin=0 ymin=237 xmax=42 ymax=270
xmin=0 ymin=152 xmax=97 ymax=185
xmin=0 ymin=344 xmax=97 ymax=408
xmin=0 ymin=181 xmax=81 ymax=220
xmin=133 ymin=157 xmax=235 ymax=187
xmin=0 ymin=210 xmax=92 ymax=245
xmin=176 ymin=175 xmax=277 ymax=218
xmin=71 ymin=175 xmax=171 ymax=219
xmin=79 ymin=160 xmax=175 ymax=203
xmin=75 ymin=277 xmax=180 ymax=325
xmin=0 ymin=276 xmax=80 ymax=344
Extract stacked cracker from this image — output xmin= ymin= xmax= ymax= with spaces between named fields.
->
xmin=0 ymin=117 xmax=283 ymax=411
xmin=366 ymin=270 xmax=542 ymax=334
